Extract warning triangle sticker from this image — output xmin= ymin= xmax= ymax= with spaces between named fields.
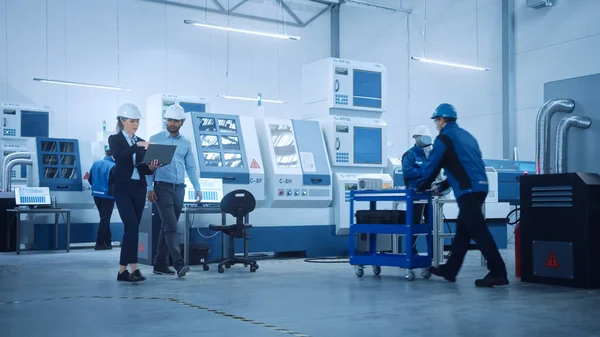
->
xmin=139 ymin=242 xmax=144 ymax=252
xmin=83 ymin=172 xmax=89 ymax=180
xmin=545 ymin=252 xmax=559 ymax=268
xmin=250 ymin=159 xmax=260 ymax=169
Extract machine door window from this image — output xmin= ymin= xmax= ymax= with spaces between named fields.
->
xmin=269 ymin=124 xmax=299 ymax=168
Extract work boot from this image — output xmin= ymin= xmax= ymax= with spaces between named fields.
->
xmin=429 ymin=265 xmax=456 ymax=283
xmin=475 ymin=272 xmax=509 ymax=287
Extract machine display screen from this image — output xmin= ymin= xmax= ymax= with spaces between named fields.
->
xmin=353 ymin=126 xmax=382 ymax=164
xmin=179 ymin=102 xmax=206 ymax=113
xmin=353 ymin=69 xmax=382 ymax=109
xmin=336 ymin=125 xmax=349 ymax=133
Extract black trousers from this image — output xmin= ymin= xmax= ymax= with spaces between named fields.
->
xmin=445 ymin=192 xmax=507 ymax=277
xmin=153 ymin=183 xmax=186 ymax=269
xmin=114 ymin=181 xmax=146 ymax=266
xmin=94 ymin=197 xmax=115 ymax=245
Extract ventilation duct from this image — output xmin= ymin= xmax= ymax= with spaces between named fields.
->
xmin=555 ymin=116 xmax=592 ymax=174
xmin=534 ymin=99 xmax=575 ymax=174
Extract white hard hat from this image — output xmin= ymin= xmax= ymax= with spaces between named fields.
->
xmin=412 ymin=125 xmax=431 ymax=137
xmin=164 ymin=104 xmax=186 ymax=120
xmin=117 ymin=103 xmax=142 ymax=119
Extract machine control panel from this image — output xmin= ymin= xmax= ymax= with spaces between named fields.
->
xmin=15 ymin=187 xmax=51 ymax=206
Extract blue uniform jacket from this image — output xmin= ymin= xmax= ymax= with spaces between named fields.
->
xmin=401 ymin=145 xmax=428 ymax=189
xmin=88 ymin=156 xmax=116 ymax=199
xmin=415 ymin=122 xmax=488 ymax=199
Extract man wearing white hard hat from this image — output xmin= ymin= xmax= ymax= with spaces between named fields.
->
xmin=146 ymin=104 xmax=201 ymax=278
xmin=109 ymin=103 xmax=160 ymax=282
xmin=401 ymin=125 xmax=433 ymax=255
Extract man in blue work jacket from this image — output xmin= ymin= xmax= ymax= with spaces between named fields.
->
xmin=146 ymin=104 xmax=202 ymax=278
xmin=402 ymin=125 xmax=433 ymax=255
xmin=88 ymin=147 xmax=116 ymax=250
xmin=415 ymin=103 xmax=509 ymax=287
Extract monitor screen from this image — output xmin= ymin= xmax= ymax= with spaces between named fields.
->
xmin=184 ymin=177 xmax=224 ymax=203
xmin=353 ymin=69 xmax=382 ymax=109
xmin=353 ymin=126 xmax=382 ymax=164
xmin=179 ymin=102 xmax=206 ymax=113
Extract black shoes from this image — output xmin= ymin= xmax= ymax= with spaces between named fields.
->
xmin=94 ymin=242 xmax=112 ymax=250
xmin=176 ymin=265 xmax=190 ymax=278
xmin=475 ymin=272 xmax=509 ymax=287
xmin=153 ymin=265 xmax=176 ymax=275
xmin=117 ymin=269 xmax=146 ymax=282
xmin=154 ymin=264 xmax=190 ymax=278
xmin=429 ymin=265 xmax=456 ymax=283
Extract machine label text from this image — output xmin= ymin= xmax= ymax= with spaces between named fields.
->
xmin=250 ymin=178 xmax=263 ymax=184
xmin=279 ymin=178 xmax=293 ymax=184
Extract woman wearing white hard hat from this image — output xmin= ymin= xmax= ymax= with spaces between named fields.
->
xmin=108 ymin=103 xmax=160 ymax=282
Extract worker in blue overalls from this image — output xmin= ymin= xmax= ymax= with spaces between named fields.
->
xmin=109 ymin=103 xmax=160 ymax=282
xmin=146 ymin=104 xmax=201 ymax=278
xmin=401 ymin=125 xmax=433 ymax=256
xmin=88 ymin=146 xmax=116 ymax=250
xmin=416 ymin=103 xmax=509 ymax=287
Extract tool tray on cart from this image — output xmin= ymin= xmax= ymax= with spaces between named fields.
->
xmin=355 ymin=210 xmax=406 ymax=225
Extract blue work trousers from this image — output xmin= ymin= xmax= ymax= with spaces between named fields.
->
xmin=114 ymin=181 xmax=146 ymax=266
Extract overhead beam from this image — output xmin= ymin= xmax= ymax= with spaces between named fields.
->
xmin=331 ymin=4 xmax=339 ymax=57
xmin=212 ymin=0 xmax=225 ymax=11
xmin=229 ymin=0 xmax=249 ymax=12
xmin=275 ymin=0 xmax=304 ymax=25
xmin=141 ymin=0 xmax=307 ymax=27
xmin=303 ymin=4 xmax=331 ymax=26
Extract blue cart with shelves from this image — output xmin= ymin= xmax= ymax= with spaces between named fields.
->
xmin=349 ymin=189 xmax=434 ymax=281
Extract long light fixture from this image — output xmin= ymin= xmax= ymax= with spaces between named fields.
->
xmin=33 ymin=78 xmax=130 ymax=91
xmin=217 ymin=94 xmax=285 ymax=104
xmin=344 ymin=0 xmax=412 ymax=13
xmin=184 ymin=20 xmax=300 ymax=41
xmin=410 ymin=57 xmax=490 ymax=71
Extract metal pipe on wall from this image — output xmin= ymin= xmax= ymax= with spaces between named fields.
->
xmin=555 ymin=116 xmax=592 ymax=174
xmin=4 ymin=159 xmax=33 ymax=192
xmin=2 ymin=153 xmax=31 ymax=191
xmin=534 ymin=99 xmax=575 ymax=174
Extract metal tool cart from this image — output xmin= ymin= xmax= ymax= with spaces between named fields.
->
xmin=349 ymin=189 xmax=433 ymax=281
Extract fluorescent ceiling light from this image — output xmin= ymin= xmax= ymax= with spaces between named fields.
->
xmin=411 ymin=57 xmax=490 ymax=71
xmin=33 ymin=78 xmax=130 ymax=91
xmin=344 ymin=0 xmax=412 ymax=13
xmin=217 ymin=94 xmax=285 ymax=104
xmin=184 ymin=20 xmax=300 ymax=41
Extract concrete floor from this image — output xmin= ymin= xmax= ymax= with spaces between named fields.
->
xmin=1 ymin=246 xmax=600 ymax=337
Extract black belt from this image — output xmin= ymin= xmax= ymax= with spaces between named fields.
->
xmin=154 ymin=181 xmax=186 ymax=188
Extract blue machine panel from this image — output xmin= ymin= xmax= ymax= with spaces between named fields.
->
xmin=484 ymin=159 xmax=535 ymax=205
xmin=36 ymin=138 xmax=83 ymax=191
xmin=291 ymin=120 xmax=331 ymax=186
xmin=191 ymin=112 xmax=250 ymax=184
xmin=19 ymin=110 xmax=50 ymax=179
xmin=353 ymin=69 xmax=382 ymax=109
xmin=179 ymin=102 xmax=206 ymax=113
xmin=353 ymin=126 xmax=382 ymax=164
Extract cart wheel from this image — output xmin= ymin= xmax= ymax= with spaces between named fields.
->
xmin=250 ymin=265 xmax=257 ymax=272
xmin=202 ymin=264 xmax=209 ymax=271
xmin=421 ymin=268 xmax=431 ymax=279
xmin=372 ymin=266 xmax=381 ymax=275
xmin=405 ymin=270 xmax=415 ymax=281
xmin=354 ymin=266 xmax=364 ymax=277
xmin=218 ymin=266 xmax=225 ymax=273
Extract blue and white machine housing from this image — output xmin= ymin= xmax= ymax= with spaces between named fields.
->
xmin=255 ymin=118 xmax=332 ymax=208
xmin=302 ymin=58 xmax=390 ymax=235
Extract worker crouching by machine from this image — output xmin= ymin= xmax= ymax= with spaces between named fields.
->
xmin=88 ymin=146 xmax=116 ymax=250
xmin=401 ymin=125 xmax=433 ymax=255
xmin=416 ymin=103 xmax=509 ymax=287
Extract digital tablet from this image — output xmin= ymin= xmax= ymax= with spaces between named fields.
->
xmin=142 ymin=144 xmax=177 ymax=166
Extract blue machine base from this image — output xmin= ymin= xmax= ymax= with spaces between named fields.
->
xmin=32 ymin=221 xmax=507 ymax=260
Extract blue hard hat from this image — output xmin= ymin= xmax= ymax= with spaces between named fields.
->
xmin=431 ymin=103 xmax=458 ymax=119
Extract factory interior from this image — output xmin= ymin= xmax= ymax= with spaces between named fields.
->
xmin=2 ymin=0 xmax=600 ymax=336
